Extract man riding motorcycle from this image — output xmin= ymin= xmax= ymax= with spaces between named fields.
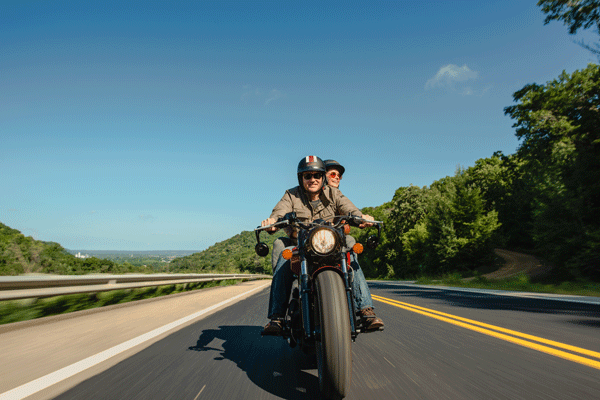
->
xmin=262 ymin=155 xmax=384 ymax=334
xmin=271 ymin=158 xmax=362 ymax=264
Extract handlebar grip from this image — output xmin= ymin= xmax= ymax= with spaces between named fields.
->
xmin=278 ymin=211 xmax=296 ymax=223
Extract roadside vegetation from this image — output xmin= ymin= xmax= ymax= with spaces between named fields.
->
xmin=415 ymin=273 xmax=600 ymax=298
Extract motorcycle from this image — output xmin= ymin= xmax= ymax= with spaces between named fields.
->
xmin=254 ymin=212 xmax=382 ymax=400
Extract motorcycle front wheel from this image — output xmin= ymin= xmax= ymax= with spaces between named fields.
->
xmin=314 ymin=270 xmax=352 ymax=400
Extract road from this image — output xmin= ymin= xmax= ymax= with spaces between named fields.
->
xmin=2 ymin=281 xmax=599 ymax=399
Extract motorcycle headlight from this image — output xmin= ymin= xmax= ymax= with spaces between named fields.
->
xmin=310 ymin=228 xmax=338 ymax=255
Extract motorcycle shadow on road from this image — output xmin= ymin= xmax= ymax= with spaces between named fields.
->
xmin=188 ymin=325 xmax=321 ymax=399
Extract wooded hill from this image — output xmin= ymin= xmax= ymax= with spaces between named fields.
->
xmin=168 ymin=230 xmax=286 ymax=274
xmin=0 ymin=222 xmax=148 ymax=275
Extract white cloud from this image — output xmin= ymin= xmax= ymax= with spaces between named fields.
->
xmin=265 ymin=89 xmax=283 ymax=105
xmin=425 ymin=64 xmax=479 ymax=92
xmin=241 ymin=85 xmax=261 ymax=102
xmin=241 ymin=85 xmax=285 ymax=105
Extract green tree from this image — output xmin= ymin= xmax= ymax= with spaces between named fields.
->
xmin=402 ymin=170 xmax=501 ymax=275
xmin=538 ymin=0 xmax=600 ymax=58
xmin=504 ymin=64 xmax=600 ymax=278
xmin=385 ymin=185 xmax=430 ymax=277
xmin=539 ymin=0 xmax=600 ymax=34
xmin=348 ymin=202 xmax=393 ymax=278
xmin=388 ymin=185 xmax=430 ymax=241
xmin=465 ymin=152 xmax=534 ymax=248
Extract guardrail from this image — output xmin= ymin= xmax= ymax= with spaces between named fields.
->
xmin=0 ymin=273 xmax=272 ymax=301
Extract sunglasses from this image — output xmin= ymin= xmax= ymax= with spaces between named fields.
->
xmin=302 ymin=172 xmax=324 ymax=180
xmin=327 ymin=171 xmax=342 ymax=178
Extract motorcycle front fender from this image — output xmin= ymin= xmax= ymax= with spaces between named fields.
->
xmin=311 ymin=265 xmax=357 ymax=335
xmin=311 ymin=265 xmax=345 ymax=282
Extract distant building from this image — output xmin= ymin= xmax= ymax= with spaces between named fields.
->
xmin=75 ymin=252 xmax=89 ymax=259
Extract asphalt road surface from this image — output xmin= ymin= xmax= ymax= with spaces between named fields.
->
xmin=3 ymin=281 xmax=600 ymax=399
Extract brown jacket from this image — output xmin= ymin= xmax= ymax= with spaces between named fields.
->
xmin=269 ymin=185 xmax=363 ymax=224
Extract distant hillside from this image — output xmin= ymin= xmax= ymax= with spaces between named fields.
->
xmin=67 ymin=250 xmax=200 ymax=257
xmin=167 ymin=205 xmax=392 ymax=276
xmin=0 ymin=220 xmax=283 ymax=276
xmin=1 ymin=222 xmax=72 ymax=275
xmin=0 ymin=222 xmax=146 ymax=276
xmin=169 ymin=230 xmax=287 ymax=274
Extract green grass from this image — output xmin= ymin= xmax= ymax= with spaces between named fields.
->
xmin=414 ymin=273 xmax=600 ymax=297
xmin=0 ymin=279 xmax=243 ymax=326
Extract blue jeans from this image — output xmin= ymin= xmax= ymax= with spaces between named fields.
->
xmin=267 ymin=247 xmax=374 ymax=319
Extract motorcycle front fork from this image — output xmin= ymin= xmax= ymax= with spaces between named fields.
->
xmin=298 ymin=254 xmax=359 ymax=343
xmin=300 ymin=259 xmax=312 ymax=341
xmin=341 ymin=253 xmax=359 ymax=340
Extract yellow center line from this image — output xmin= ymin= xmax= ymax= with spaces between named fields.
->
xmin=372 ymin=295 xmax=600 ymax=359
xmin=372 ymin=294 xmax=600 ymax=370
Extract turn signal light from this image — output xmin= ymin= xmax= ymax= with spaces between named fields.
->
xmin=352 ymin=243 xmax=364 ymax=254
xmin=282 ymin=249 xmax=293 ymax=260
xmin=344 ymin=224 xmax=351 ymax=234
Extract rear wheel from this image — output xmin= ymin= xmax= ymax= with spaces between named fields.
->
xmin=314 ymin=270 xmax=352 ymax=399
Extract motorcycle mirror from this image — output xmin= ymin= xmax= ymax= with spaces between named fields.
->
xmin=366 ymin=235 xmax=379 ymax=249
xmin=255 ymin=242 xmax=269 ymax=257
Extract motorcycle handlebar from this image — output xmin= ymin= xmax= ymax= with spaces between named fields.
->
xmin=342 ymin=215 xmax=383 ymax=227
xmin=255 ymin=214 xmax=382 ymax=233
xmin=254 ymin=219 xmax=290 ymax=232
xmin=254 ymin=214 xmax=383 ymax=256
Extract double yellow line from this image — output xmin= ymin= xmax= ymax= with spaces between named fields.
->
xmin=372 ymin=294 xmax=600 ymax=370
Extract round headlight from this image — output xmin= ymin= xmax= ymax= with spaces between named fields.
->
xmin=311 ymin=228 xmax=337 ymax=255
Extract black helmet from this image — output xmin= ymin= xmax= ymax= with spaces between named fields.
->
xmin=323 ymin=159 xmax=345 ymax=176
xmin=297 ymin=155 xmax=326 ymax=188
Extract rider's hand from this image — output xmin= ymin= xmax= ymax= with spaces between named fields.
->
xmin=261 ymin=217 xmax=278 ymax=232
xmin=359 ymin=214 xmax=375 ymax=229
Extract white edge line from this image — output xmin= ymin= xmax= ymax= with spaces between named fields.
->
xmin=0 ymin=281 xmax=271 ymax=400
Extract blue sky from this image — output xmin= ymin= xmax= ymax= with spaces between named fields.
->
xmin=1 ymin=1 xmax=596 ymax=251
